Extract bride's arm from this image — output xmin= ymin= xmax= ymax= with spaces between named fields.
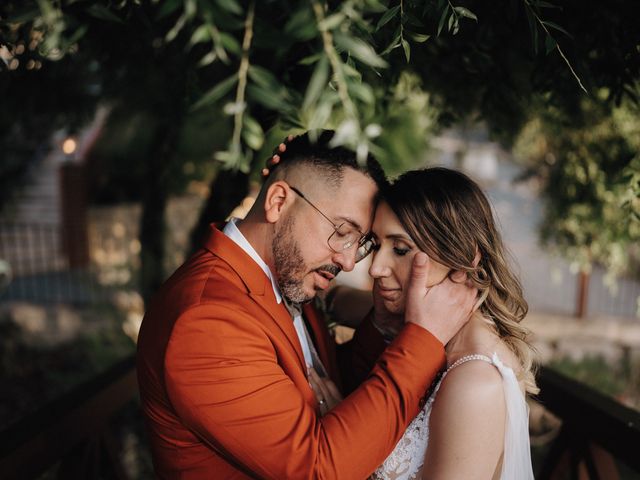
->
xmin=422 ymin=361 xmax=506 ymax=480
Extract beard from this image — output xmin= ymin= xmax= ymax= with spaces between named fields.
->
xmin=272 ymin=215 xmax=342 ymax=304
xmin=273 ymin=215 xmax=311 ymax=303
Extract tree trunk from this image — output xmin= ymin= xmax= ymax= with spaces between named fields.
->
xmin=188 ymin=168 xmax=250 ymax=255
xmin=139 ymin=122 xmax=178 ymax=304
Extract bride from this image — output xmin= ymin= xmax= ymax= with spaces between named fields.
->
xmin=312 ymin=167 xmax=538 ymax=479
xmin=369 ymin=167 xmax=537 ymax=479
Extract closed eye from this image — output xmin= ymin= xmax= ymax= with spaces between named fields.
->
xmin=393 ymin=247 xmax=411 ymax=256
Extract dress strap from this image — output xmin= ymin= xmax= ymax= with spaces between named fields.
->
xmin=445 ymin=353 xmax=493 ymax=374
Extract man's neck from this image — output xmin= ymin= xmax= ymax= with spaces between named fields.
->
xmin=235 ymin=218 xmax=275 ymax=273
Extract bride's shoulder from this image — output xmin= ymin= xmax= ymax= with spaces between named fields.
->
xmin=428 ymin=356 xmax=507 ymax=454
xmin=438 ymin=357 xmax=504 ymax=406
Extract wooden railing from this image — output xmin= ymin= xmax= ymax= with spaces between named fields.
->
xmin=1 ymin=357 xmax=639 ymax=479
xmin=0 ymin=355 xmax=137 ymax=480
xmin=535 ymin=366 xmax=640 ymax=479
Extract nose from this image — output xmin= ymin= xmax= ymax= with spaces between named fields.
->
xmin=332 ymin=249 xmax=356 ymax=272
xmin=368 ymin=250 xmax=389 ymax=278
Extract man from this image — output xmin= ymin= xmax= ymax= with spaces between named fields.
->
xmin=137 ymin=131 xmax=477 ymax=479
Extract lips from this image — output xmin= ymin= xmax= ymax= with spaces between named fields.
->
xmin=316 ymin=269 xmax=335 ymax=281
xmin=313 ymin=271 xmax=331 ymax=290
xmin=374 ymin=283 xmax=401 ymax=301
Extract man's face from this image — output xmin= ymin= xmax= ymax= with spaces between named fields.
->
xmin=272 ymin=169 xmax=378 ymax=303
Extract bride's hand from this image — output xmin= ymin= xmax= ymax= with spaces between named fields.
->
xmin=308 ymin=367 xmax=342 ymax=416
xmin=405 ymin=252 xmax=477 ymax=345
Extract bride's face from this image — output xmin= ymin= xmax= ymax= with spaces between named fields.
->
xmin=368 ymin=202 xmax=450 ymax=315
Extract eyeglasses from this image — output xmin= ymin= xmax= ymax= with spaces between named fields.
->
xmin=289 ymin=186 xmax=375 ymax=263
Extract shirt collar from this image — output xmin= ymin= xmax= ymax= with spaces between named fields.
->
xmin=223 ymin=218 xmax=283 ymax=305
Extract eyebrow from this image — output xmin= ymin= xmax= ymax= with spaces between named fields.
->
xmin=385 ymin=233 xmax=414 ymax=243
xmin=335 ymin=216 xmax=364 ymax=232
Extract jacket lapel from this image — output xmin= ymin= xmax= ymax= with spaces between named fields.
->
xmin=203 ymin=225 xmax=307 ymax=372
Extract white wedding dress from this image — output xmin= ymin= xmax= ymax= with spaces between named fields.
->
xmin=372 ymin=353 xmax=534 ymax=480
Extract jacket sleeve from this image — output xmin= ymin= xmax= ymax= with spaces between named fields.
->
xmin=337 ymin=309 xmax=390 ymax=394
xmin=164 ymin=304 xmax=445 ymax=480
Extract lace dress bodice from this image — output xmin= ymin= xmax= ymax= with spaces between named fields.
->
xmin=371 ymin=353 xmax=534 ymax=480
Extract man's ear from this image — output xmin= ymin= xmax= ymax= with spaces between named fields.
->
xmin=264 ymin=181 xmax=290 ymax=223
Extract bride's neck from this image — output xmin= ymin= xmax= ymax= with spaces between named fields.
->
xmin=444 ymin=312 xmax=498 ymax=363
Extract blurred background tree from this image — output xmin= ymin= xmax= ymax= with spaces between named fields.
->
xmin=1 ymin=0 xmax=638 ymax=302
xmin=514 ymin=91 xmax=640 ymax=281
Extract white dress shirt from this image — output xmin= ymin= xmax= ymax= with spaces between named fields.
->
xmin=223 ymin=218 xmax=314 ymax=368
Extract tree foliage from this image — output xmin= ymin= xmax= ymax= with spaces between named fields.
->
xmin=514 ymin=91 xmax=640 ymax=280
xmin=1 ymin=0 xmax=639 ymax=297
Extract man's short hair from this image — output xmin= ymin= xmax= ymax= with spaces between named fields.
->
xmin=263 ymin=130 xmax=388 ymax=190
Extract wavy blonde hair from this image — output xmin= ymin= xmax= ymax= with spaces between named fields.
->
xmin=383 ymin=167 xmax=538 ymax=394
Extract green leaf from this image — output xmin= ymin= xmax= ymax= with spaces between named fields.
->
xmin=219 ymin=32 xmax=241 ymax=55
xmin=381 ymin=29 xmax=402 ymax=55
xmin=342 ymin=61 xmax=362 ymax=81
xmin=363 ymin=0 xmax=387 ymax=14
xmin=401 ymin=38 xmax=410 ymax=62
xmin=215 ymin=148 xmax=248 ymax=172
xmin=197 ymin=51 xmax=217 ymax=67
xmin=303 ymin=55 xmax=330 ymax=109
xmin=376 ymin=5 xmax=400 ymax=31
xmin=185 ymin=0 xmax=197 ymax=19
xmin=408 ymin=32 xmax=430 ymax=43
xmin=349 ymin=82 xmax=375 ymax=105
xmin=454 ymin=6 xmax=478 ymax=21
xmin=298 ymin=53 xmax=323 ymax=65
xmin=191 ymin=74 xmax=238 ymax=111
xmin=533 ymin=1 xmax=562 ymax=9
xmin=248 ymin=65 xmax=282 ymax=91
xmin=155 ymin=0 xmax=182 ymax=20
xmin=447 ymin=13 xmax=456 ymax=33
xmin=437 ymin=6 xmax=449 ymax=36
xmin=242 ymin=116 xmax=265 ymax=150
xmin=284 ymin=7 xmax=318 ymax=41
xmin=542 ymin=20 xmax=572 ymax=38
xmin=247 ymin=84 xmax=289 ymax=110
xmin=189 ymin=25 xmax=211 ymax=48
xmin=320 ymin=12 xmax=346 ymax=31
xmin=334 ymin=33 xmax=388 ymax=68
xmin=166 ymin=13 xmax=187 ymax=42
xmin=65 ymin=25 xmax=89 ymax=46
xmin=85 ymin=4 xmax=124 ymax=23
xmin=308 ymin=100 xmax=334 ymax=130
xmin=214 ymin=0 xmax=242 ymax=16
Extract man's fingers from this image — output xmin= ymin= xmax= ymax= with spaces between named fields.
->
xmin=325 ymin=379 xmax=343 ymax=403
xmin=407 ymin=252 xmax=431 ymax=298
xmin=308 ymin=367 xmax=331 ymax=403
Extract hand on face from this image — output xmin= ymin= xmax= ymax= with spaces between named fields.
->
xmin=404 ymin=252 xmax=478 ymax=345
xmin=368 ymin=201 xmax=451 ymax=330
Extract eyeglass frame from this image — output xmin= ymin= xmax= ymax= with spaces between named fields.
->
xmin=288 ymin=185 xmax=375 ymax=263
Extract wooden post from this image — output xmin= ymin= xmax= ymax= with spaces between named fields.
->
xmin=59 ymin=163 xmax=90 ymax=269
xmin=576 ymin=271 xmax=590 ymax=319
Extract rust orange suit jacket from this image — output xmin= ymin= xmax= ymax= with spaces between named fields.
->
xmin=137 ymin=225 xmax=445 ymax=479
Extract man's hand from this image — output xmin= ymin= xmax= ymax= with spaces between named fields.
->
xmin=308 ymin=367 xmax=342 ymax=416
xmin=404 ymin=252 xmax=477 ymax=345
